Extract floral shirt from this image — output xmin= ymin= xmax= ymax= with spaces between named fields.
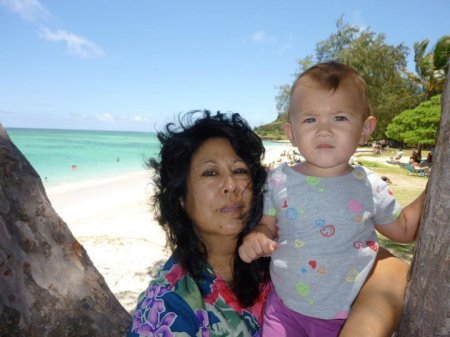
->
xmin=128 ymin=255 xmax=269 ymax=337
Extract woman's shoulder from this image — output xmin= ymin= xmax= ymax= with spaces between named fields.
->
xmin=128 ymin=257 xmax=264 ymax=336
xmin=128 ymin=257 xmax=205 ymax=336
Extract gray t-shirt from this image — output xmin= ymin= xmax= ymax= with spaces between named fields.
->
xmin=264 ymin=163 xmax=401 ymax=319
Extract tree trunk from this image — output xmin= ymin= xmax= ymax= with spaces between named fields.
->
xmin=0 ymin=127 xmax=131 ymax=336
xmin=396 ymin=69 xmax=450 ymax=336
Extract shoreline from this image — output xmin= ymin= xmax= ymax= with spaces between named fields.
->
xmin=46 ymin=169 xmax=170 ymax=312
xmin=45 ymin=144 xmax=299 ymax=312
xmin=45 ymin=143 xmax=396 ymax=312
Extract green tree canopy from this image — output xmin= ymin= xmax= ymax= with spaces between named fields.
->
xmin=385 ymin=94 xmax=442 ymax=147
xmin=273 ymin=17 xmax=421 ymax=139
xmin=406 ymin=35 xmax=450 ymax=99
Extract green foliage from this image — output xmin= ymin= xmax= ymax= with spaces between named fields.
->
xmin=357 ymin=159 xmax=392 ymax=169
xmin=407 ymin=35 xmax=450 ymax=99
xmin=254 ymin=117 xmax=287 ymax=140
xmin=266 ymin=17 xmax=420 ymax=139
xmin=385 ymin=95 xmax=441 ymax=146
xmin=273 ymin=57 xmax=315 ymax=119
xmin=337 ymin=30 xmax=421 ymax=138
xmin=274 ymin=84 xmax=291 ymax=119
xmin=256 ymin=16 xmax=447 ymax=141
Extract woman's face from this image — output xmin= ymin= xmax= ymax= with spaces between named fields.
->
xmin=183 ymin=137 xmax=253 ymax=244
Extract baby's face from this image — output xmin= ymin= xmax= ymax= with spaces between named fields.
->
xmin=285 ymin=79 xmax=375 ymax=176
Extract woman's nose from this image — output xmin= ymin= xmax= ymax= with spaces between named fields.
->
xmin=222 ymin=175 xmax=238 ymax=194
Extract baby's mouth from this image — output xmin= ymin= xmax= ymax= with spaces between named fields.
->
xmin=317 ymin=144 xmax=333 ymax=149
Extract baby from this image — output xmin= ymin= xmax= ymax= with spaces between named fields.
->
xmin=239 ymin=61 xmax=425 ymax=337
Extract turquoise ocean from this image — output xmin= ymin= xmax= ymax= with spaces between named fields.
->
xmin=6 ymin=128 xmax=284 ymax=187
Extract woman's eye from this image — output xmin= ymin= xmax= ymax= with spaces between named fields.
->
xmin=234 ymin=168 xmax=249 ymax=175
xmin=202 ymin=170 xmax=217 ymax=177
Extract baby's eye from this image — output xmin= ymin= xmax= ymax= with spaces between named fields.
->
xmin=303 ymin=117 xmax=316 ymax=124
xmin=334 ymin=115 xmax=348 ymax=122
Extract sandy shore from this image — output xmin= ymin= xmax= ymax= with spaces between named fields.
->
xmin=45 ymin=143 xmax=411 ymax=313
xmin=46 ymin=144 xmax=297 ymax=313
xmin=46 ymin=171 xmax=170 ymax=312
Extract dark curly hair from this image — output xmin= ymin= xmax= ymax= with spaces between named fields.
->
xmin=148 ymin=110 xmax=270 ymax=306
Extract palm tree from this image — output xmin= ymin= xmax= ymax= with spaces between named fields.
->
xmin=411 ymin=35 xmax=450 ymax=99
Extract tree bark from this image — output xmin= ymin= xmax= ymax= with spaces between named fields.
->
xmin=0 ymin=127 xmax=131 ymax=336
xmin=396 ymin=69 xmax=450 ymax=336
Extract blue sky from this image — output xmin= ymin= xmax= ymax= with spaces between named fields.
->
xmin=1 ymin=0 xmax=449 ymax=132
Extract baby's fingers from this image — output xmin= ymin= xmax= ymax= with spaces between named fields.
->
xmin=239 ymin=239 xmax=267 ymax=262
xmin=239 ymin=238 xmax=277 ymax=263
xmin=261 ymin=239 xmax=278 ymax=257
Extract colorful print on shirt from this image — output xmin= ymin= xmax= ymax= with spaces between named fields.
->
xmin=128 ymin=256 xmax=268 ymax=337
xmin=263 ymin=164 xmax=401 ymax=319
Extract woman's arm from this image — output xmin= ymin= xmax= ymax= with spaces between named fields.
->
xmin=340 ymin=247 xmax=409 ymax=337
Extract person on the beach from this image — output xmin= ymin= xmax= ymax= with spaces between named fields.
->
xmin=410 ymin=149 xmax=421 ymax=164
xmin=128 ymin=110 xmax=270 ymax=336
xmin=239 ymin=62 xmax=425 ymax=336
xmin=420 ymin=151 xmax=432 ymax=167
xmin=128 ymin=109 xmax=417 ymax=337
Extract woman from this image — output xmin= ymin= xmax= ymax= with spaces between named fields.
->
xmin=128 ymin=110 xmax=269 ymax=336
xmin=128 ymin=110 xmax=409 ymax=337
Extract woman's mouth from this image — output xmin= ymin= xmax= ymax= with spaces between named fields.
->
xmin=216 ymin=204 xmax=242 ymax=213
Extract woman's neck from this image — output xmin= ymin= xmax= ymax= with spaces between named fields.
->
xmin=205 ymin=237 xmax=237 ymax=283
xmin=208 ymin=254 xmax=233 ymax=283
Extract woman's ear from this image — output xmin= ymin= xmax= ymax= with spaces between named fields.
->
xmin=359 ymin=116 xmax=377 ymax=145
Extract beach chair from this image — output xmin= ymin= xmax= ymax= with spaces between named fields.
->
xmin=404 ymin=163 xmax=429 ymax=176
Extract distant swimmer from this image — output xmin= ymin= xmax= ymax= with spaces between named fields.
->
xmin=116 ymin=157 xmax=120 ymax=162
xmin=71 ymin=164 xmax=78 ymax=170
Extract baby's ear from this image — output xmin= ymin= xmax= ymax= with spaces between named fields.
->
xmin=283 ymin=122 xmax=297 ymax=147
xmin=359 ymin=116 xmax=377 ymax=145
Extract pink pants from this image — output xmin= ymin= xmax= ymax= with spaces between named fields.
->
xmin=262 ymin=287 xmax=345 ymax=337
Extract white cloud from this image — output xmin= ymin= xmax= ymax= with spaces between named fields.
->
xmin=132 ymin=115 xmax=150 ymax=123
xmin=351 ymin=10 xmax=368 ymax=31
xmin=0 ymin=0 xmax=49 ymax=21
xmin=2 ymin=1 xmax=105 ymax=59
xmin=252 ymin=30 xmax=278 ymax=45
xmin=252 ymin=30 xmax=268 ymax=43
xmin=39 ymin=28 xmax=104 ymax=58
xmin=95 ymin=113 xmax=114 ymax=123
xmin=251 ymin=30 xmax=291 ymax=55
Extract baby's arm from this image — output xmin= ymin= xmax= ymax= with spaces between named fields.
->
xmin=375 ymin=191 xmax=425 ymax=243
xmin=238 ymin=215 xmax=278 ymax=263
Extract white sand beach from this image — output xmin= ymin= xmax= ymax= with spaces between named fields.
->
xmin=45 ymin=143 xmax=297 ymax=312
xmin=45 ymin=142 xmax=418 ymax=313
xmin=46 ymin=170 xmax=169 ymax=312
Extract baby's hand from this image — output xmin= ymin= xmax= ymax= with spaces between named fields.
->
xmin=238 ymin=231 xmax=278 ymax=263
